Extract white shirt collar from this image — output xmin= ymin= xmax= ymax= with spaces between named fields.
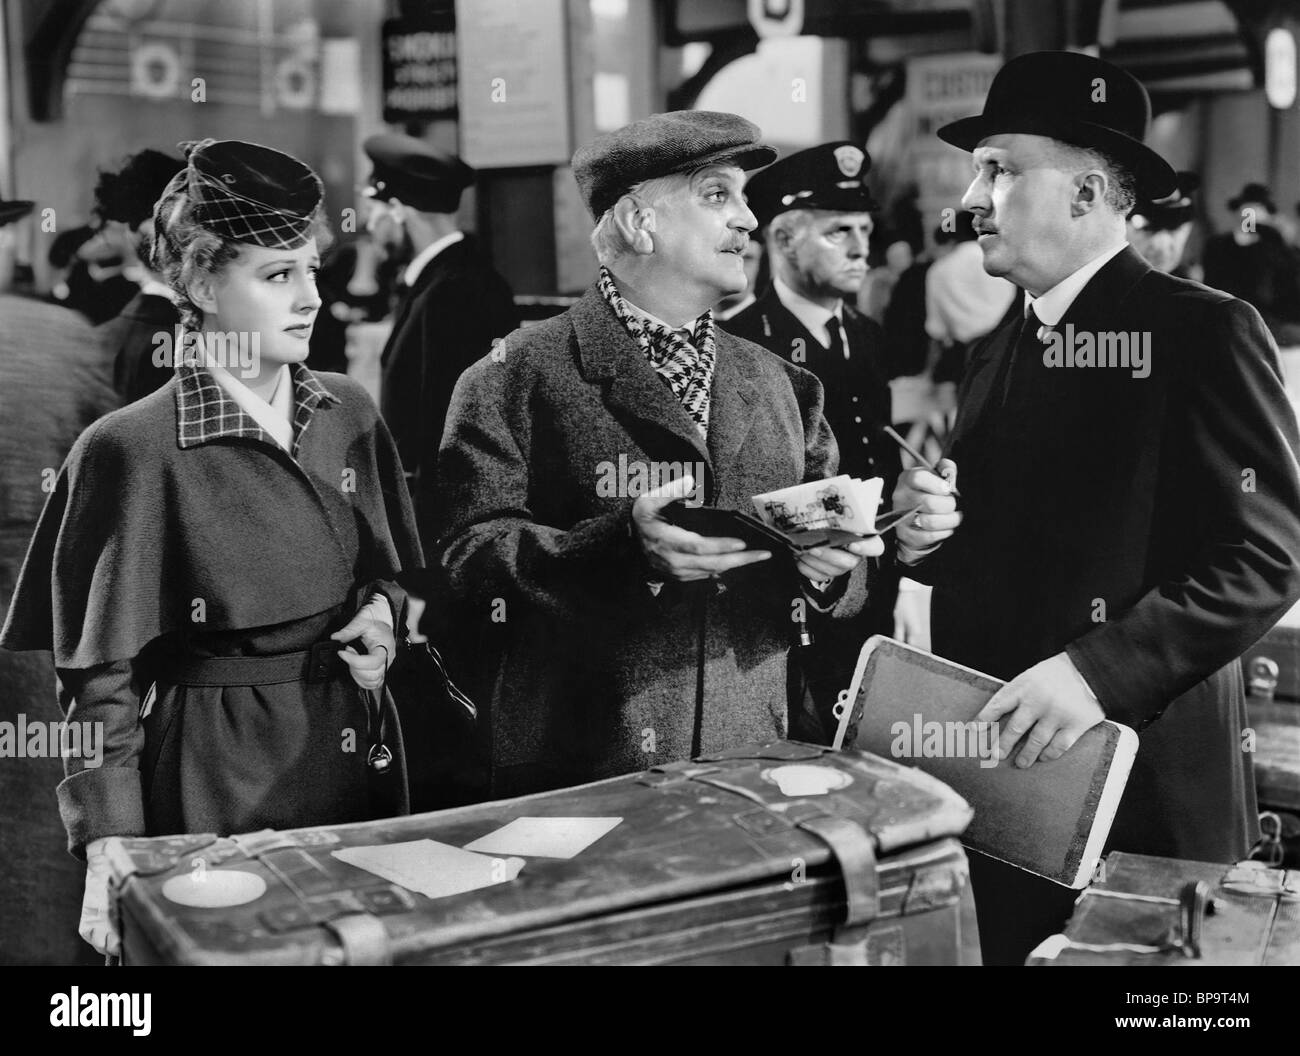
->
xmin=1025 ymin=242 xmax=1128 ymax=326
xmin=620 ymin=296 xmax=700 ymax=338
xmin=207 ymin=362 xmax=294 ymax=452
xmin=404 ymin=229 xmax=465 ymax=287
xmin=774 ymin=277 xmax=842 ymax=349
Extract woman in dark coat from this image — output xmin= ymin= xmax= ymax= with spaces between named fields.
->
xmin=0 ymin=140 xmax=423 ymax=957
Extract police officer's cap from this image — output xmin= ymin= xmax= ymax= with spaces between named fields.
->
xmin=743 ymin=142 xmax=879 ymax=228
xmin=363 ymin=133 xmax=475 ymax=214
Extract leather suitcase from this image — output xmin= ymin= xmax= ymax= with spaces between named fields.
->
xmin=105 ymin=741 xmax=978 ymax=965
xmin=1027 ymin=852 xmax=1300 ymax=966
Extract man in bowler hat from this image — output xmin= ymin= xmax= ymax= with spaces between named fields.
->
xmin=364 ymin=133 xmax=519 ymax=546
xmin=723 ymin=143 xmax=903 ymax=735
xmin=436 ymin=112 xmax=881 ymax=796
xmin=893 ymin=52 xmax=1300 ymax=963
xmin=1202 ymin=181 xmax=1300 ymax=346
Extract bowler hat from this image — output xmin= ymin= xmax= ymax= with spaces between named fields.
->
xmin=363 ymin=133 xmax=474 ymax=214
xmin=743 ymin=142 xmax=878 ymax=228
xmin=1227 ymin=181 xmax=1276 ymax=214
xmin=937 ymin=51 xmax=1177 ymax=199
xmin=572 ymin=110 xmax=777 ymax=220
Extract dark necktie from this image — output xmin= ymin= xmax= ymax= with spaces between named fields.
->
xmin=825 ymin=317 xmax=847 ymax=361
xmin=999 ymin=304 xmax=1043 ymax=406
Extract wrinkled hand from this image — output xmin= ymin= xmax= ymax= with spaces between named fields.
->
xmin=794 ymin=536 xmax=882 ymax=583
xmin=631 ymin=474 xmax=772 ymax=582
xmin=975 ymin=652 xmax=1105 ymax=768
xmin=330 ymin=612 xmax=397 ymax=692
xmin=893 ymin=459 xmax=961 ymax=556
xmin=892 ymin=582 xmax=932 ymax=651
xmin=80 ymin=837 xmax=119 ymax=957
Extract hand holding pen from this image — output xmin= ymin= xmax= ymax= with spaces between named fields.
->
xmin=883 ymin=427 xmax=963 ymax=556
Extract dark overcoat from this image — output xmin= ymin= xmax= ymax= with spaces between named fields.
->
xmin=436 ymin=285 xmax=871 ymax=796
xmin=906 ymin=246 xmax=1300 ymax=961
xmin=379 ymin=234 xmax=518 ymax=548
xmin=0 ymin=294 xmax=118 ymax=964
xmin=1 ymin=368 xmax=423 ymax=858
xmin=101 ymin=290 xmax=180 ymax=405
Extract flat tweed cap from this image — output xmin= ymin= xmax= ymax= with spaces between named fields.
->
xmin=572 ymin=110 xmax=777 ymax=219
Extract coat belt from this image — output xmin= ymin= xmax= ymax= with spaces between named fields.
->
xmin=156 ymin=641 xmax=345 ymax=686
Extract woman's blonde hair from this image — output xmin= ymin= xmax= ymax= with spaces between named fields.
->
xmin=150 ymin=179 xmax=334 ymax=330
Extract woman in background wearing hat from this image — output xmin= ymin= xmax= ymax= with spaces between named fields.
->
xmin=0 ymin=140 xmax=423 ymax=957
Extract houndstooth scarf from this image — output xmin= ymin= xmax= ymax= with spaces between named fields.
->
xmin=598 ymin=265 xmax=716 ymax=438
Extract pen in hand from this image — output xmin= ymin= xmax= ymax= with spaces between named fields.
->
xmin=883 ymin=426 xmax=961 ymax=499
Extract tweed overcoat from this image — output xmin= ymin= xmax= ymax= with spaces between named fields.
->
xmin=436 ymin=284 xmax=871 ymax=796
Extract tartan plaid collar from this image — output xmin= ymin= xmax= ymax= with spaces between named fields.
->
xmin=175 ymin=362 xmax=339 ymax=457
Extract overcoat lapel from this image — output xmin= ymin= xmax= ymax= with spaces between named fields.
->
xmin=380 ymin=255 xmax=442 ymax=367
xmin=570 ymin=286 xmax=711 ymax=466
xmin=947 ymin=247 xmax=1153 ymax=451
xmin=1052 ymin=245 xmax=1151 ymax=336
xmin=947 ymin=314 xmax=1020 ymax=451
xmin=706 ymin=332 xmax=759 ymax=476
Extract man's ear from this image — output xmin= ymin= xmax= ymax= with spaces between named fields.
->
xmin=612 ymin=195 xmax=655 ymax=255
xmin=1072 ymin=170 xmax=1108 ymax=217
xmin=771 ymin=223 xmax=798 ymax=263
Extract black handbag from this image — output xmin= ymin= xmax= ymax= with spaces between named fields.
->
xmin=400 ymin=637 xmax=477 ymax=728
xmin=388 ymin=631 xmax=489 ymax=812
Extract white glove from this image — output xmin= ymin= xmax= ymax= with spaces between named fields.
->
xmin=79 ymin=837 xmax=121 ymax=957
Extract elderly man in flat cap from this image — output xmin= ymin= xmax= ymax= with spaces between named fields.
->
xmin=363 ymin=133 xmax=519 ymax=546
xmin=723 ymin=142 xmax=903 ymax=734
xmin=436 ymin=112 xmax=880 ymax=796
xmin=893 ymin=51 xmax=1300 ymax=963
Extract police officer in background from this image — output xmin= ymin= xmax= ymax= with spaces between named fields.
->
xmin=724 ymin=143 xmax=902 ymax=736
xmin=364 ymin=133 xmax=519 ymax=546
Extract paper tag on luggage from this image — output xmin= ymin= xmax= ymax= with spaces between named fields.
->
xmin=333 ymin=840 xmax=524 ymax=900
xmin=751 ymin=475 xmax=882 ymax=536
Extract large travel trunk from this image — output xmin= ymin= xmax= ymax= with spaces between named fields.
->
xmin=1026 ymin=852 xmax=1300 ymax=966
xmin=106 ymin=741 xmax=978 ymax=965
